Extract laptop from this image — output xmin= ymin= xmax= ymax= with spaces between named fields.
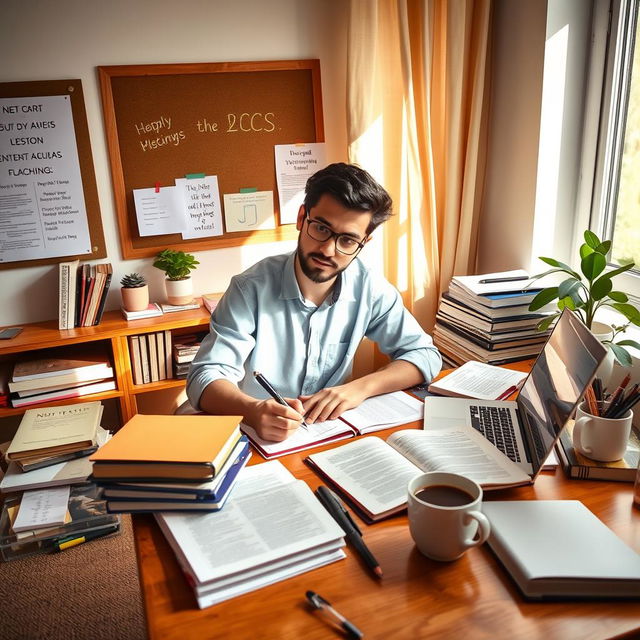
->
xmin=424 ymin=309 xmax=607 ymax=482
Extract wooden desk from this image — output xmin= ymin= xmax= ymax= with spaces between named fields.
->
xmin=132 ymin=421 xmax=640 ymax=640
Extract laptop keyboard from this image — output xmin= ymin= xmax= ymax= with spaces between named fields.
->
xmin=469 ymin=405 xmax=521 ymax=463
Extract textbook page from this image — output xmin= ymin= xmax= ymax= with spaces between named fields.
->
xmin=156 ymin=461 xmax=345 ymax=586
xmin=306 ymin=437 xmax=422 ymax=519
xmin=340 ymin=391 xmax=424 ymax=433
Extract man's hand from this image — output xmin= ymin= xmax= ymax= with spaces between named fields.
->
xmin=244 ymin=397 xmax=306 ymax=442
xmin=299 ymin=382 xmax=368 ymax=424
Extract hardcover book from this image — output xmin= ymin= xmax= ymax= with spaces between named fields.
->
xmin=555 ymin=422 xmax=640 ymax=482
xmin=89 ymin=414 xmax=243 ymax=481
xmin=12 ymin=353 xmax=113 ymax=383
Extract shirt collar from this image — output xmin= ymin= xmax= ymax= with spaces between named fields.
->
xmin=280 ymin=251 xmax=357 ymax=305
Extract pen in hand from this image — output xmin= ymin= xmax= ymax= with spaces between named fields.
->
xmin=305 ymin=590 xmax=364 ymax=639
xmin=253 ymin=371 xmax=309 ymax=430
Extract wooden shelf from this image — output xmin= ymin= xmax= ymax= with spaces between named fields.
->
xmin=0 ymin=305 xmax=212 ymax=423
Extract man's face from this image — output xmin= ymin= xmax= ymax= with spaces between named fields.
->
xmin=295 ymin=194 xmax=372 ymax=284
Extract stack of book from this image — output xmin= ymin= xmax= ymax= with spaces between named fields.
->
xmin=8 ymin=352 xmax=115 ymax=408
xmin=121 ymin=302 xmax=163 ymax=321
xmin=172 ymin=332 xmax=207 ymax=378
xmin=434 ymin=270 xmax=553 ymax=366
xmin=155 ymin=460 xmax=346 ymax=608
xmin=58 ymin=260 xmax=113 ymax=330
xmin=89 ymin=414 xmax=250 ymax=512
xmin=128 ymin=331 xmax=173 ymax=385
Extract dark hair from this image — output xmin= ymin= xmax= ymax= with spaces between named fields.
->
xmin=303 ymin=163 xmax=393 ymax=234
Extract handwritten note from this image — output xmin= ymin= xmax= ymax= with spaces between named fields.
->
xmin=133 ymin=186 xmax=185 ymax=236
xmin=176 ymin=176 xmax=223 ymax=239
xmin=12 ymin=485 xmax=70 ymax=533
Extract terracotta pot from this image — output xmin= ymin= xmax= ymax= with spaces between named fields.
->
xmin=165 ymin=277 xmax=193 ymax=305
xmin=121 ymin=284 xmax=149 ymax=312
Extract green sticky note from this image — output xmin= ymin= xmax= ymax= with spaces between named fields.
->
xmin=239 ymin=187 xmax=258 ymax=193
xmin=185 ymin=173 xmax=206 ymax=179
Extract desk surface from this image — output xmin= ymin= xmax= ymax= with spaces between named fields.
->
xmin=133 ymin=418 xmax=640 ymax=640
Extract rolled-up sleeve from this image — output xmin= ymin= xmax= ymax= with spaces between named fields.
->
xmin=186 ymin=277 xmax=256 ymax=410
xmin=365 ymin=279 xmax=442 ymax=383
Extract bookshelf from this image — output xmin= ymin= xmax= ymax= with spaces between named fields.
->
xmin=0 ymin=305 xmax=211 ymax=423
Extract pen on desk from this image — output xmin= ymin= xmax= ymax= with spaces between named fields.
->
xmin=305 ymin=590 xmax=364 ymax=639
xmin=478 ymin=276 xmax=529 ymax=284
xmin=53 ymin=525 xmax=120 ymax=552
xmin=253 ymin=371 xmax=309 ymax=430
xmin=496 ymin=378 xmax=525 ymax=401
xmin=315 ymin=485 xmax=382 ymax=578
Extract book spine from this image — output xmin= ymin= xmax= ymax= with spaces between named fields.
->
xmin=147 ymin=334 xmax=159 ymax=383
xmin=74 ymin=263 xmax=84 ymax=327
xmin=156 ymin=331 xmax=166 ymax=380
xmin=139 ymin=334 xmax=151 ymax=384
xmin=164 ymin=330 xmax=173 ymax=378
xmin=129 ymin=336 xmax=144 ymax=385
xmin=93 ymin=265 xmax=113 ymax=326
xmin=58 ymin=263 xmax=69 ymax=330
xmin=81 ymin=266 xmax=96 ymax=327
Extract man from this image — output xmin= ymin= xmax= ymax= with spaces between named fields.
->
xmin=187 ymin=163 xmax=441 ymax=441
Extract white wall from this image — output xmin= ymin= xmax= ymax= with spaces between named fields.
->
xmin=0 ymin=0 xmax=349 ymax=325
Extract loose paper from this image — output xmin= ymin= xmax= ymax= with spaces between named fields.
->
xmin=133 ymin=186 xmax=185 ymax=236
xmin=223 ymin=191 xmax=275 ymax=232
xmin=274 ymin=143 xmax=326 ymax=224
xmin=12 ymin=485 xmax=70 ymax=532
xmin=0 ymin=95 xmax=92 ymax=262
xmin=176 ymin=176 xmax=223 ymax=239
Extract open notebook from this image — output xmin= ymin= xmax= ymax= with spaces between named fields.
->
xmin=241 ymin=391 xmax=423 ymax=459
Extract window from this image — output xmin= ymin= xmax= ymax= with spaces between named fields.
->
xmin=587 ymin=0 xmax=640 ymax=300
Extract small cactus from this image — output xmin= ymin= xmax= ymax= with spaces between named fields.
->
xmin=120 ymin=272 xmax=146 ymax=288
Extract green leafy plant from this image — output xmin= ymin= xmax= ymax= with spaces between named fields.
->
xmin=153 ymin=249 xmax=199 ymax=281
xmin=120 ymin=272 xmax=146 ymax=288
xmin=528 ymin=230 xmax=640 ymax=365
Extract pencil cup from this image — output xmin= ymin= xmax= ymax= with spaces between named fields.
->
xmin=573 ymin=401 xmax=633 ymax=462
xmin=407 ymin=472 xmax=490 ymax=562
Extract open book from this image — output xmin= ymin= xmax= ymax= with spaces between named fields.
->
xmin=155 ymin=461 xmax=346 ymax=608
xmin=428 ymin=361 xmax=527 ymax=400
xmin=241 ymin=391 xmax=424 ymax=459
xmin=306 ymin=428 xmax=543 ymax=522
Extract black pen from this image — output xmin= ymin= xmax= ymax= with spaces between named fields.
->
xmin=253 ymin=371 xmax=309 ymax=430
xmin=305 ymin=590 xmax=364 ymax=639
xmin=53 ymin=524 xmax=120 ymax=552
xmin=478 ymin=275 xmax=529 ymax=284
xmin=315 ymin=485 xmax=382 ymax=578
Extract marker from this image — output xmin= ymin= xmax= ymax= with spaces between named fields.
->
xmin=53 ymin=524 xmax=120 ymax=551
xmin=305 ymin=590 xmax=364 ymax=639
xmin=253 ymin=371 xmax=309 ymax=430
xmin=478 ymin=276 xmax=529 ymax=284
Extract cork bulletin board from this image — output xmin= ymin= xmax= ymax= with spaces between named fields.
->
xmin=98 ymin=60 xmax=324 ymax=260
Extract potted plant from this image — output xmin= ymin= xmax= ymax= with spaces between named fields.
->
xmin=153 ymin=249 xmax=200 ymax=305
xmin=120 ymin=272 xmax=149 ymax=312
xmin=528 ymin=230 xmax=640 ymax=369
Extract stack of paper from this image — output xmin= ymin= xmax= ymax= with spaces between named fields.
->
xmin=156 ymin=461 xmax=346 ymax=608
xmin=434 ymin=270 xmax=554 ymax=366
xmin=90 ymin=414 xmax=248 ymax=512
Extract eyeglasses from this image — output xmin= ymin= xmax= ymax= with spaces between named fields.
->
xmin=304 ymin=215 xmax=367 ymax=255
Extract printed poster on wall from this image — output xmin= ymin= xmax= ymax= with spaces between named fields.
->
xmin=0 ymin=95 xmax=92 ymax=262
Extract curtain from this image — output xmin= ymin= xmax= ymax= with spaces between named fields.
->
xmin=347 ymin=0 xmax=492 ymax=332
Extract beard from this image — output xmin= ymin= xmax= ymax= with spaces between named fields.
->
xmin=296 ymin=238 xmax=350 ymax=284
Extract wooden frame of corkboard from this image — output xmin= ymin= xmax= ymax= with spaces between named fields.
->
xmin=98 ymin=60 xmax=324 ymax=260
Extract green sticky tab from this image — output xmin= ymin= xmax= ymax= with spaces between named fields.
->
xmin=239 ymin=187 xmax=258 ymax=193
xmin=185 ymin=173 xmax=206 ymax=179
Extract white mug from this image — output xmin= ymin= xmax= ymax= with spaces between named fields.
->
xmin=573 ymin=401 xmax=633 ymax=462
xmin=407 ymin=471 xmax=490 ymax=562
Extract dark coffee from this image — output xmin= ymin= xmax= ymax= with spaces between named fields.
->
xmin=414 ymin=484 xmax=474 ymax=507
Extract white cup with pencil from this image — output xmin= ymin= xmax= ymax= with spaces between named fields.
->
xmin=573 ymin=374 xmax=638 ymax=462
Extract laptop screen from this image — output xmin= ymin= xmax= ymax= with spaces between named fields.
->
xmin=517 ymin=308 xmax=607 ymax=472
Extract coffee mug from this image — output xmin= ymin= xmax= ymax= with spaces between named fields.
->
xmin=407 ymin=471 xmax=490 ymax=562
xmin=573 ymin=401 xmax=633 ymax=462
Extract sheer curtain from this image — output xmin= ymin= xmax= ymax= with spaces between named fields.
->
xmin=347 ymin=0 xmax=492 ymax=333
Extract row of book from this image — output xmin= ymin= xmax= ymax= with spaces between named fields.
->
xmin=58 ymin=260 xmax=113 ymax=330
xmin=0 ymin=401 xmax=120 ymax=561
xmin=90 ymin=414 xmax=251 ymax=513
xmin=172 ymin=332 xmax=207 ymax=378
xmin=433 ymin=270 xmax=552 ymax=367
xmin=7 ymin=350 xmax=115 ymax=408
xmin=128 ymin=331 xmax=173 ymax=385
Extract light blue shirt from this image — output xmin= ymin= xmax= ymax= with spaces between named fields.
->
xmin=186 ymin=251 xmax=441 ymax=409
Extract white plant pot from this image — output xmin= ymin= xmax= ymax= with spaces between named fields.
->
xmin=591 ymin=321 xmax=616 ymax=386
xmin=165 ymin=277 xmax=193 ymax=305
